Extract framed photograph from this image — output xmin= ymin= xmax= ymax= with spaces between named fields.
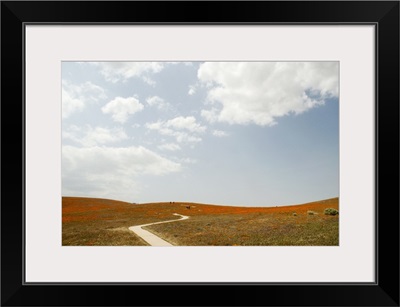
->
xmin=2 ymin=1 xmax=399 ymax=306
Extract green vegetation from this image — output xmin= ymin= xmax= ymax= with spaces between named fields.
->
xmin=63 ymin=197 xmax=339 ymax=246
xmin=147 ymin=211 xmax=338 ymax=246
xmin=324 ymin=208 xmax=339 ymax=216
xmin=63 ymin=222 xmax=147 ymax=246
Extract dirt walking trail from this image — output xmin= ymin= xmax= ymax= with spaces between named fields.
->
xmin=129 ymin=213 xmax=189 ymax=246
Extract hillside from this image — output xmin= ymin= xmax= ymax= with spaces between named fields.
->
xmin=62 ymin=197 xmax=339 ymax=246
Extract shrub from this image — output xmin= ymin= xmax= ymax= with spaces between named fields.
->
xmin=324 ymin=208 xmax=339 ymax=216
xmin=307 ymin=210 xmax=317 ymax=215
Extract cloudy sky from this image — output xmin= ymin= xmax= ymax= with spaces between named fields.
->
xmin=62 ymin=62 xmax=339 ymax=207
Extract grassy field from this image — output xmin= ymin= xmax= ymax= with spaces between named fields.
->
xmin=62 ymin=197 xmax=339 ymax=246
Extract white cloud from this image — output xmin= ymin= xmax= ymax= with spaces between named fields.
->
xmin=62 ymin=88 xmax=84 ymax=118
xmin=63 ymin=125 xmax=128 ymax=147
xmin=91 ymin=62 xmax=165 ymax=83
xmin=200 ymin=108 xmax=219 ymax=123
xmin=188 ymin=85 xmax=196 ymax=96
xmin=158 ymin=143 xmax=181 ymax=151
xmin=198 ymin=62 xmax=338 ymax=126
xmin=142 ymin=76 xmax=157 ymax=86
xmin=146 ymin=96 xmax=170 ymax=110
xmin=102 ymin=96 xmax=144 ymax=123
xmin=146 ymin=121 xmax=164 ymax=131
xmin=212 ymin=130 xmax=229 ymax=137
xmin=62 ymin=80 xmax=107 ymax=118
xmin=147 ymin=125 xmax=202 ymax=144
xmin=165 ymin=116 xmax=206 ymax=133
xmin=146 ymin=116 xmax=206 ymax=144
xmin=62 ymin=145 xmax=181 ymax=201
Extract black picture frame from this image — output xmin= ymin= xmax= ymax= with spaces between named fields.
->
xmin=1 ymin=1 xmax=399 ymax=306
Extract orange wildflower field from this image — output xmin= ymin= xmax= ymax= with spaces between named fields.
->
xmin=62 ymin=197 xmax=339 ymax=246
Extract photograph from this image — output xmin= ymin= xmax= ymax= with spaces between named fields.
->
xmin=62 ymin=61 xmax=339 ymax=246
xmin=2 ymin=0 xmax=399 ymax=305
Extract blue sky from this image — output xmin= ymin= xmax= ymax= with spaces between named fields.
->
xmin=62 ymin=62 xmax=339 ymax=206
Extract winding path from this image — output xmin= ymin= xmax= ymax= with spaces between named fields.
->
xmin=129 ymin=213 xmax=189 ymax=246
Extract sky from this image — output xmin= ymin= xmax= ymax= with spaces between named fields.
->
xmin=62 ymin=62 xmax=339 ymax=207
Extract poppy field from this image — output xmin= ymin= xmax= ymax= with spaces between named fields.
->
xmin=62 ymin=197 xmax=339 ymax=246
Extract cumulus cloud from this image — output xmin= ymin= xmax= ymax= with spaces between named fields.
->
xmin=166 ymin=116 xmax=206 ymax=133
xmin=212 ymin=130 xmax=229 ymax=137
xmin=198 ymin=62 xmax=338 ymax=126
xmin=62 ymin=80 xmax=107 ymax=118
xmin=91 ymin=62 xmax=165 ymax=83
xmin=188 ymin=85 xmax=196 ymax=96
xmin=200 ymin=108 xmax=219 ymax=123
xmin=62 ymin=88 xmax=84 ymax=119
xmin=146 ymin=116 xmax=206 ymax=144
xmin=146 ymin=96 xmax=170 ymax=110
xmin=142 ymin=76 xmax=157 ymax=86
xmin=63 ymin=125 xmax=128 ymax=147
xmin=102 ymin=96 xmax=144 ymax=123
xmin=158 ymin=143 xmax=181 ymax=151
xmin=62 ymin=145 xmax=181 ymax=201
